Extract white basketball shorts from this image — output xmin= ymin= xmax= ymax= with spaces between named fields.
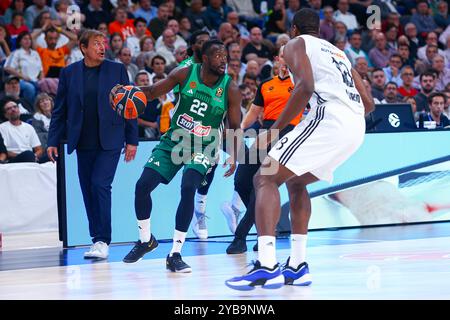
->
xmin=269 ymin=104 xmax=366 ymax=183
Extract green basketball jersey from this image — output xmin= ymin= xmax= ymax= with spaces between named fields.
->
xmin=159 ymin=63 xmax=231 ymax=155
xmin=180 ymin=56 xmax=195 ymax=68
xmin=173 ymin=56 xmax=196 ymax=94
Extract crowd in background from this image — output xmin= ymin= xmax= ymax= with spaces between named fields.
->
xmin=0 ymin=0 xmax=449 ymax=164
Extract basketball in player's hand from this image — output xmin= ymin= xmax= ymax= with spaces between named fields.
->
xmin=111 ymin=85 xmax=147 ymax=119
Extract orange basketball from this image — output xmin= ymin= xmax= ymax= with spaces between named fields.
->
xmin=112 ymin=85 xmax=147 ymax=120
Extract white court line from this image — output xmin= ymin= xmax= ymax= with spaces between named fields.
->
xmin=308 ymin=237 xmax=383 ymax=242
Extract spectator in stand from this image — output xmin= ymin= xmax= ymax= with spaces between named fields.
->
xmin=24 ymin=0 xmax=58 ymax=30
xmin=320 ymin=6 xmax=335 ymax=43
xmin=118 ymin=47 xmax=139 ymax=83
xmin=398 ymin=43 xmax=415 ymax=68
xmin=371 ymin=68 xmax=386 ymax=102
xmin=425 ymin=92 xmax=450 ymax=128
xmin=443 ymin=90 xmax=450 ymax=119
xmin=167 ymin=0 xmax=183 ymax=20
xmin=31 ymin=92 xmax=53 ymax=150
xmin=422 ymin=44 xmax=439 ymax=69
xmin=227 ymin=11 xmax=250 ymax=41
xmin=432 ymin=55 xmax=450 ymax=91
xmin=135 ymin=36 xmax=156 ymax=70
xmin=32 ymin=11 xmax=68 ymax=49
xmin=242 ymin=73 xmax=258 ymax=96
xmin=345 ymin=31 xmax=371 ymax=67
xmin=403 ymin=96 xmax=418 ymax=119
xmin=185 ymin=0 xmax=211 ymax=32
xmin=334 ymin=0 xmax=358 ymax=33
xmin=383 ymin=53 xmax=403 ymax=86
xmin=82 ymin=0 xmax=112 ymax=30
xmin=114 ymin=0 xmax=136 ymax=18
xmin=245 ymin=60 xmax=260 ymax=79
xmin=334 ymin=35 xmax=348 ymax=52
xmin=242 ymin=27 xmax=271 ymax=66
xmin=0 ymin=97 xmax=43 ymax=163
xmin=369 ymin=32 xmax=395 ymax=68
xmin=264 ymin=0 xmax=287 ymax=39
xmin=173 ymin=45 xmax=187 ymax=65
xmin=381 ymin=12 xmax=403 ymax=37
xmin=216 ymin=22 xmax=234 ymax=47
xmin=334 ymin=21 xmax=350 ymax=49
xmin=410 ymin=0 xmax=442 ymax=36
xmin=105 ymin=32 xmax=123 ymax=60
xmin=434 ymin=1 xmax=450 ymax=30
xmin=108 ymin=7 xmax=135 ymax=41
xmin=6 ymin=12 xmax=29 ymax=50
xmin=203 ymin=0 xmax=233 ymax=31
xmin=418 ymin=32 xmax=446 ymax=63
xmin=381 ymin=82 xmax=402 ymax=104
xmin=147 ymin=54 xmax=167 ymax=85
xmin=148 ymin=3 xmax=170 ymax=40
xmin=32 ymin=25 xmax=77 ymax=77
xmin=178 ymin=16 xmax=192 ymax=42
xmin=133 ymin=0 xmax=158 ymax=25
xmin=227 ymin=58 xmax=242 ymax=84
xmin=415 ymin=71 xmax=437 ymax=113
xmin=398 ymin=66 xmax=418 ymax=98
xmin=226 ymin=0 xmax=262 ymax=30
xmin=354 ymin=57 xmax=369 ymax=81
xmin=308 ymin=0 xmax=324 ymax=20
xmin=0 ymin=75 xmax=34 ymax=122
xmin=97 ymin=22 xmax=109 ymax=39
xmin=156 ymin=28 xmax=178 ymax=69
xmin=443 ymin=35 xmax=450 ymax=66
xmin=3 ymin=0 xmax=26 ymax=25
xmin=385 ymin=23 xmax=398 ymax=52
xmin=155 ymin=19 xmax=187 ymax=51
xmin=285 ymin=0 xmax=301 ymax=31
xmin=4 ymin=32 xmax=42 ymax=104
xmin=404 ymin=23 xmax=419 ymax=60
xmin=125 ymin=17 xmax=152 ymax=58
xmin=134 ymin=70 xmax=160 ymax=139
xmin=0 ymin=24 xmax=12 ymax=63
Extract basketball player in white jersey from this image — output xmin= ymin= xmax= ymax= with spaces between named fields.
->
xmin=226 ymin=8 xmax=375 ymax=290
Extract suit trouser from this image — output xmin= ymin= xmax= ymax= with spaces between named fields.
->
xmin=76 ymin=148 xmax=121 ymax=245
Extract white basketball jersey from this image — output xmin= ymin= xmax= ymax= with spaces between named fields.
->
xmin=294 ymin=35 xmax=364 ymax=115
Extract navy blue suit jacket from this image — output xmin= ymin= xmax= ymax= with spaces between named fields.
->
xmin=48 ymin=59 xmax=138 ymax=154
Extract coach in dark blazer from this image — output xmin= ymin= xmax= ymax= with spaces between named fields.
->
xmin=47 ymin=29 xmax=138 ymax=259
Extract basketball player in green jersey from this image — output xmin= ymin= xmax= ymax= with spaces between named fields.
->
xmin=179 ymin=30 xmax=210 ymax=68
xmin=111 ymin=40 xmax=242 ymax=272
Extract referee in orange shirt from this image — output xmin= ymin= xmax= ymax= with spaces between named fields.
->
xmin=224 ymin=46 xmax=304 ymax=254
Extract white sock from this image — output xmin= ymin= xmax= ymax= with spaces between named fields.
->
xmin=170 ymin=229 xmax=187 ymax=256
xmin=231 ymin=191 xmax=243 ymax=212
xmin=289 ymin=234 xmax=307 ymax=267
xmin=137 ymin=219 xmax=151 ymax=243
xmin=195 ymin=192 xmax=207 ymax=214
xmin=258 ymin=236 xmax=277 ymax=268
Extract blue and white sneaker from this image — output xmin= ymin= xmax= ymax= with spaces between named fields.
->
xmin=225 ymin=260 xmax=284 ymax=291
xmin=282 ymin=258 xmax=312 ymax=286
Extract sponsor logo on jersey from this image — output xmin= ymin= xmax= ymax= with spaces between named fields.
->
xmin=190 ymin=81 xmax=197 ymax=89
xmin=216 ymin=87 xmax=223 ymax=97
xmin=268 ymin=86 xmax=274 ymax=91
xmin=176 ymin=113 xmax=212 ymax=137
xmin=187 ymin=89 xmax=194 ymax=95
xmin=288 ymin=86 xmax=293 ymax=93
